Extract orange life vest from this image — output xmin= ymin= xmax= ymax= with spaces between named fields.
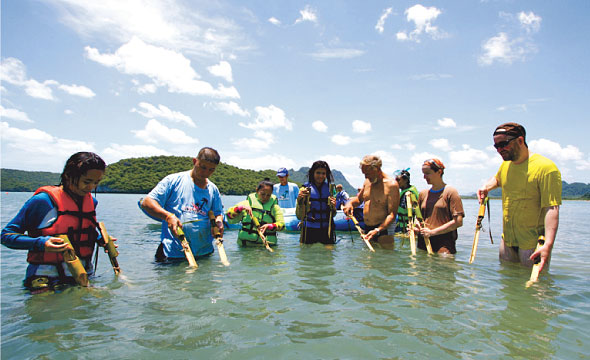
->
xmin=27 ymin=186 xmax=98 ymax=264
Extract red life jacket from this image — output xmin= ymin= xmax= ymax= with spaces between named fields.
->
xmin=27 ymin=186 xmax=98 ymax=264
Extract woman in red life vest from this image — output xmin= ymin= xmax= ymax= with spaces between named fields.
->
xmin=1 ymin=152 xmax=110 ymax=293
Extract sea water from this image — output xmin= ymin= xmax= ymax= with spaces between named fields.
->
xmin=1 ymin=192 xmax=588 ymax=359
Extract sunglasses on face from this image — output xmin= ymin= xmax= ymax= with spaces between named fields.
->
xmin=493 ymin=137 xmax=517 ymax=149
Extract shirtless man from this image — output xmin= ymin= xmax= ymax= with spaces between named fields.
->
xmin=343 ymin=155 xmax=400 ymax=243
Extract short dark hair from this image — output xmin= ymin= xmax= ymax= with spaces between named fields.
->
xmin=60 ymin=152 xmax=106 ymax=187
xmin=494 ymin=122 xmax=527 ymax=147
xmin=257 ymin=180 xmax=274 ymax=191
xmin=197 ymin=147 xmax=220 ymax=164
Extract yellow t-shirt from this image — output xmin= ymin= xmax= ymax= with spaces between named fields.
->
xmin=495 ymin=153 xmax=562 ymax=249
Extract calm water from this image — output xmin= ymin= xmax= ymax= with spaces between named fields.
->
xmin=1 ymin=192 xmax=589 ymax=359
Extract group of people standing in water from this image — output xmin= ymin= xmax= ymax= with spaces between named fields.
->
xmin=1 ymin=122 xmax=561 ymax=293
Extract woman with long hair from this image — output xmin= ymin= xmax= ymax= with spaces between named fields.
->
xmin=296 ymin=160 xmax=337 ymax=245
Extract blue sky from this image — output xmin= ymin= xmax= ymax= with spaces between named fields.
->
xmin=2 ymin=0 xmax=589 ymax=194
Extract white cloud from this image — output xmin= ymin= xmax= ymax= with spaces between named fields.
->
xmin=46 ymin=0 xmax=250 ymax=59
xmin=24 ymin=79 xmax=57 ymax=100
xmin=437 ymin=117 xmax=456 ymax=128
xmin=206 ymin=101 xmax=250 ymax=117
xmin=0 ymin=105 xmax=33 ymax=123
xmin=132 ymin=119 xmax=198 ymax=144
xmin=85 ymin=37 xmax=240 ymax=98
xmin=496 ymin=103 xmax=527 ymax=112
xmin=268 ymin=17 xmax=281 ymax=26
xmin=430 ymin=138 xmax=452 ymax=151
xmin=518 ymin=11 xmax=542 ymax=33
xmin=312 ymin=121 xmax=328 ymax=132
xmin=396 ymin=32 xmax=409 ymax=41
xmin=295 ymin=5 xmax=318 ymax=24
xmin=1 ymin=57 xmax=94 ymax=100
xmin=479 ymin=12 xmax=541 ymax=66
xmin=392 ymin=142 xmax=417 ymax=151
xmin=64 ymin=109 xmax=74 ymax=115
xmin=136 ymin=82 xmax=158 ymax=94
xmin=352 ymin=120 xmax=371 ymax=134
xmin=530 ymin=138 xmax=584 ymax=162
xmin=58 ymin=84 xmax=96 ymax=98
xmin=478 ymin=32 xmax=533 ymax=66
xmin=319 ymin=154 xmax=363 ymax=188
xmin=132 ymin=102 xmax=195 ymax=127
xmin=331 ymin=134 xmax=351 ymax=146
xmin=1 ymin=121 xmax=95 ymax=158
xmin=232 ymin=136 xmax=274 ymax=151
xmin=375 ymin=7 xmax=393 ymax=34
xmin=448 ymin=145 xmax=491 ymax=169
xmin=397 ymin=4 xmax=444 ymax=42
xmin=371 ymin=150 xmax=399 ymax=175
xmin=310 ymin=47 xmax=365 ymax=60
xmin=207 ymin=61 xmax=233 ymax=83
xmin=239 ymin=105 xmax=292 ymax=130
xmin=410 ymin=73 xmax=453 ymax=81
xmin=224 ymin=154 xmax=297 ymax=171
xmin=101 ymin=143 xmax=171 ymax=163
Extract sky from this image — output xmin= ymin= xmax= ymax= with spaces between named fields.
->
xmin=1 ymin=0 xmax=589 ymax=194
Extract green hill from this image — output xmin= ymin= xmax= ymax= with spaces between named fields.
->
xmin=0 ymin=156 xmax=355 ymax=195
xmin=1 ymin=169 xmax=61 ymax=191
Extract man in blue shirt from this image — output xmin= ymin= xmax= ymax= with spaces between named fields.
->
xmin=335 ymin=184 xmax=349 ymax=210
xmin=273 ymin=167 xmax=299 ymax=208
xmin=141 ymin=147 xmax=224 ymax=261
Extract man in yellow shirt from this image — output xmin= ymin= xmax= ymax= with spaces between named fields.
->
xmin=477 ymin=123 xmax=561 ymax=273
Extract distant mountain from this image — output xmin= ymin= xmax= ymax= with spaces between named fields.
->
xmin=0 ymin=157 xmax=356 ymax=196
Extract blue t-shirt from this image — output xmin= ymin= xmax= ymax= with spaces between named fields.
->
xmin=273 ymin=182 xmax=299 ymax=208
xmin=147 ymin=171 xmax=223 ymax=258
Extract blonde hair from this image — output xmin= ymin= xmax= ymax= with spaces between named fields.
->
xmin=360 ymin=155 xmax=382 ymax=169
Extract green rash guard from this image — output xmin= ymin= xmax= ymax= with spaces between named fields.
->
xmin=227 ymin=193 xmax=285 ymax=245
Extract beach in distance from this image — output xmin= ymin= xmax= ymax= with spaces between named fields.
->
xmin=1 ymin=192 xmax=589 ymax=359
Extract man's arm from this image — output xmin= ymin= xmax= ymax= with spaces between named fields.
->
xmin=531 ymin=205 xmax=559 ymax=273
xmin=343 ymin=185 xmax=365 ymax=216
xmin=141 ymin=197 xmax=182 ymax=237
xmin=477 ymin=176 xmax=499 ymax=202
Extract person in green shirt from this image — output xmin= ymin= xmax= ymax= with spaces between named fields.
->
xmin=394 ymin=169 xmax=419 ymax=234
xmin=478 ymin=122 xmax=561 ymax=273
xmin=226 ymin=180 xmax=285 ymax=247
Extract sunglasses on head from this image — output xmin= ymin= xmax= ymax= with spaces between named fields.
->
xmin=423 ymin=158 xmax=444 ymax=170
xmin=493 ymin=136 xmax=517 ymax=149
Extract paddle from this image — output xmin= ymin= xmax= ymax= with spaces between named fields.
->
xmin=175 ymin=226 xmax=198 ymax=268
xmin=350 ymin=214 xmax=375 ymax=252
xmin=409 ymin=193 xmax=434 ymax=255
xmin=208 ymin=210 xmax=230 ymax=266
xmin=526 ymin=235 xmax=545 ymax=287
xmin=469 ymin=197 xmax=488 ymax=264
xmin=98 ymin=222 xmax=121 ymax=275
xmin=327 ymin=184 xmax=336 ymax=239
xmin=405 ymin=192 xmax=417 ymax=255
xmin=57 ymin=234 xmax=89 ymax=286
xmin=251 ymin=216 xmax=274 ymax=253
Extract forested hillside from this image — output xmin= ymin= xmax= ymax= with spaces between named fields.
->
xmin=1 ymin=169 xmax=61 ymax=191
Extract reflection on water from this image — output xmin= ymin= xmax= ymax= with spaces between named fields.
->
xmin=1 ymin=193 xmax=589 ymax=358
